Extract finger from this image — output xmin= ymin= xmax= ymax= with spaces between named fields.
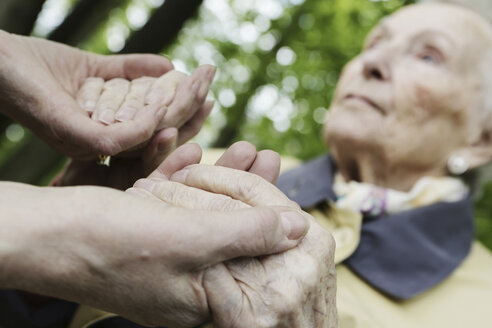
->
xmin=161 ymin=65 xmax=215 ymax=129
xmin=178 ymin=206 xmax=309 ymax=265
xmin=115 ymin=76 xmax=154 ymax=122
xmin=82 ymin=101 xmax=167 ymax=157
xmin=133 ymin=179 xmax=247 ymax=211
xmin=177 ymin=100 xmax=214 ymax=146
xmin=215 ymin=142 xmax=280 ymax=182
xmin=94 ymin=53 xmax=174 ymax=79
xmin=76 ymin=77 xmax=104 ymax=113
xmin=158 ymin=77 xmax=201 ymax=129
xmin=203 ymin=264 xmax=247 ymax=328
xmin=214 ymin=141 xmax=257 ymax=171
xmin=145 ymin=70 xmax=187 ymax=108
xmin=46 ymin=89 xmax=166 ymax=159
xmin=171 ymin=164 xmax=297 ymax=208
xmin=146 ymin=143 xmax=203 ymax=180
xmin=142 ymin=127 xmax=178 ymax=175
xmin=92 ymin=78 xmax=130 ymax=124
xmin=249 ymin=150 xmax=281 ymax=184
xmin=191 ymin=64 xmax=216 ymax=107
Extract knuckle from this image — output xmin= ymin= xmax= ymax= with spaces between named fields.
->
xmin=124 ymin=92 xmax=143 ymax=104
xmin=152 ymin=181 xmax=173 ymax=200
xmin=317 ymin=229 xmax=336 ymax=263
xmin=237 ymin=174 xmax=264 ymax=201
xmin=208 ymin=194 xmax=238 ymax=210
xmin=268 ymin=292 xmax=302 ymax=324
xmin=321 ymin=230 xmax=336 ymax=253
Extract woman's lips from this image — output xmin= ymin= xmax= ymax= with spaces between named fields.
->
xmin=344 ymin=94 xmax=386 ymax=115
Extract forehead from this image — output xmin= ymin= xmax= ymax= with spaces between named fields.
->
xmin=373 ymin=4 xmax=491 ymax=46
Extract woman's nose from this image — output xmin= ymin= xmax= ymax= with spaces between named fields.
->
xmin=362 ymin=49 xmax=391 ymax=81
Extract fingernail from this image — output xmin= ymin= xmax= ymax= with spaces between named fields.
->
xmin=170 ymin=168 xmax=189 ymax=183
xmin=134 ymin=178 xmax=156 ymax=192
xmin=191 ymin=80 xmax=201 ymax=94
xmin=280 ymin=211 xmax=308 ymax=240
xmin=115 ymin=105 xmax=137 ymax=122
xmin=98 ymin=109 xmax=115 ymax=125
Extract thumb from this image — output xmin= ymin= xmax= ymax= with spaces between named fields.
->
xmin=93 ymin=53 xmax=174 ymax=80
xmin=191 ymin=206 xmax=309 ymax=265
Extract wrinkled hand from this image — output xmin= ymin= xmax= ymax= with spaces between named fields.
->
xmin=1 ymin=181 xmax=309 ymax=328
xmin=0 ymin=30 xmax=178 ymax=159
xmin=57 ymin=66 xmax=215 ymax=189
xmin=131 ymin=142 xmax=338 ymax=328
xmin=78 ymin=65 xmax=215 ymax=134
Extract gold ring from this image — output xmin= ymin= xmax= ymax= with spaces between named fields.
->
xmin=97 ymin=154 xmax=111 ymax=167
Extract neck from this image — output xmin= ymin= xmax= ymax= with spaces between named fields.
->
xmin=333 ymin=150 xmax=447 ymax=192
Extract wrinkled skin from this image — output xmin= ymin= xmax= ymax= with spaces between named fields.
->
xmin=58 ymin=66 xmax=215 ymax=190
xmin=1 ymin=144 xmax=310 ymax=328
xmin=0 ymin=30 xmax=210 ymax=160
xmin=325 ymin=3 xmax=492 ymax=191
xmin=132 ymin=142 xmax=338 ymax=328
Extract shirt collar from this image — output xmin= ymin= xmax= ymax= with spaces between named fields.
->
xmin=276 ymin=154 xmax=475 ymax=300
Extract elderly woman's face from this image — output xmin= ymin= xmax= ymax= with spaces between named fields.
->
xmin=324 ymin=4 xmax=490 ymax=174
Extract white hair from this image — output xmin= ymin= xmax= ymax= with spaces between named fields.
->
xmin=420 ymin=0 xmax=492 ymax=196
xmin=420 ymin=0 xmax=492 ymax=23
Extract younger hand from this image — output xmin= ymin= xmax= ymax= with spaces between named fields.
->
xmin=0 ymin=30 xmax=176 ymax=159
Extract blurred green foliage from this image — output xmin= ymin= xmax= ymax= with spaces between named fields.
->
xmin=162 ymin=0 xmax=492 ymax=249
xmin=1 ymin=0 xmax=491 ymax=249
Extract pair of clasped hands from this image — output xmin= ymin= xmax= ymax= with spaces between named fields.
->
xmin=0 ymin=31 xmax=336 ymax=328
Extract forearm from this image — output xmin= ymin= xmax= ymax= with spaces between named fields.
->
xmin=0 ymin=182 xmax=52 ymax=288
xmin=0 ymin=29 xmax=20 ymax=117
xmin=0 ymin=30 xmax=44 ymax=124
xmin=0 ymin=182 xmax=111 ymax=295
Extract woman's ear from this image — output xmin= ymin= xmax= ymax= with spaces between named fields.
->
xmin=450 ymin=130 xmax=492 ymax=172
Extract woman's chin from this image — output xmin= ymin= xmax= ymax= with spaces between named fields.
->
xmin=324 ymin=120 xmax=381 ymax=152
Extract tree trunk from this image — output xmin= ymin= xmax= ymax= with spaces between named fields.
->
xmin=120 ymin=0 xmax=203 ymax=54
xmin=48 ymin=0 xmax=125 ymax=46
xmin=0 ymin=0 xmax=47 ymax=35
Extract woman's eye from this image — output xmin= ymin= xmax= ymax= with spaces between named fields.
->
xmin=420 ymin=54 xmax=436 ymax=63
xmin=417 ymin=48 xmax=443 ymax=65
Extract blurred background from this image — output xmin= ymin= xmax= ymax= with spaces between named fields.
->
xmin=0 ymin=0 xmax=491 ymax=249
